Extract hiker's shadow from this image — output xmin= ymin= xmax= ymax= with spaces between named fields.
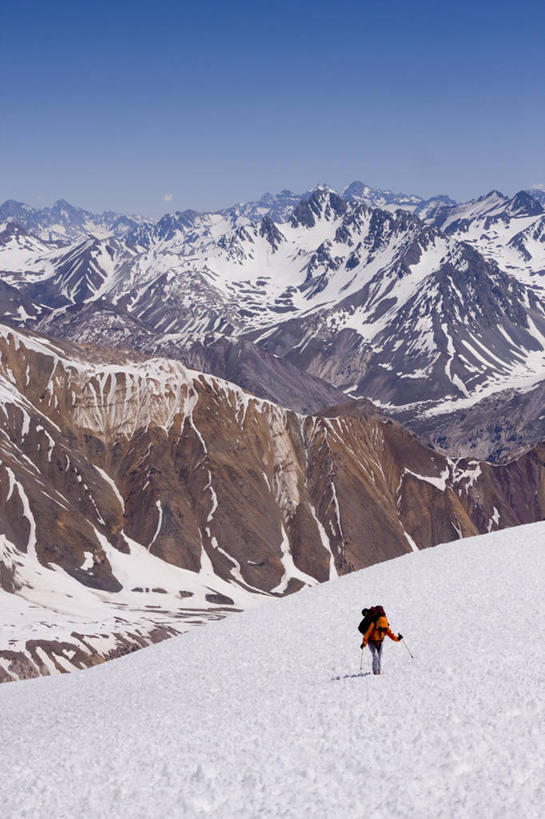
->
xmin=330 ymin=672 xmax=372 ymax=681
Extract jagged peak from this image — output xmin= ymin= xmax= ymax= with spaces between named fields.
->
xmin=289 ymin=199 xmax=316 ymax=228
xmin=508 ymin=190 xmax=544 ymax=216
xmin=479 ymin=189 xmax=506 ymax=202
xmin=342 ymin=180 xmax=373 ymax=197
xmin=310 ymin=183 xmax=337 ymax=195
xmin=307 ymin=187 xmax=347 ymax=219
xmin=52 ymin=198 xmax=82 ymax=214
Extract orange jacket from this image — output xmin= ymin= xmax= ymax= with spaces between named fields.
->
xmin=362 ymin=615 xmax=400 ymax=647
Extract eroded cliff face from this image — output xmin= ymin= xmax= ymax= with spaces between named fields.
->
xmin=2 ymin=323 xmax=545 ymax=682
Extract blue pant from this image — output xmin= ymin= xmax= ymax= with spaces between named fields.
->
xmin=368 ymin=640 xmax=383 ymax=674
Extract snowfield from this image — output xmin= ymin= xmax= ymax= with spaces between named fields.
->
xmin=1 ymin=522 xmax=545 ymax=818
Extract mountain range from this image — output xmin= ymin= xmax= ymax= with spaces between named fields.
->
xmin=0 ymin=180 xmax=454 ymax=243
xmin=3 ymin=178 xmax=545 ymax=680
xmin=2 ymin=181 xmax=545 ymax=460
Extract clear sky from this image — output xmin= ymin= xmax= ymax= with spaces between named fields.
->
xmin=1 ymin=0 xmax=544 ymax=216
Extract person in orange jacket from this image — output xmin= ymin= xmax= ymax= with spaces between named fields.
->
xmin=360 ymin=606 xmax=402 ymax=675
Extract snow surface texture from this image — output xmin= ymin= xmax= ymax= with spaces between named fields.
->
xmin=1 ymin=523 xmax=545 ymax=818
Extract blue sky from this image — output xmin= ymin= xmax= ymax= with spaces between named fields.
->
xmin=1 ymin=0 xmax=544 ymax=216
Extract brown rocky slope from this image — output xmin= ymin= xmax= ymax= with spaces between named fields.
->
xmin=2 ymin=321 xmax=545 ymax=681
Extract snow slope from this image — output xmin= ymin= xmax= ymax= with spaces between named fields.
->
xmin=1 ymin=522 xmax=544 ymax=818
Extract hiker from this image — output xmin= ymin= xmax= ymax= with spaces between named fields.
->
xmin=359 ymin=605 xmax=402 ymax=675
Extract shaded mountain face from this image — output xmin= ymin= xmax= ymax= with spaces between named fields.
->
xmin=144 ymin=334 xmax=350 ymax=415
xmin=527 ymin=186 xmax=545 ymax=206
xmin=404 ymin=379 xmax=545 ymax=463
xmin=0 ymin=280 xmax=40 ymax=324
xmin=28 ymin=235 xmax=137 ymax=307
xmin=4 ymin=322 xmax=545 ymax=680
xmin=31 ymin=301 xmax=350 ymax=414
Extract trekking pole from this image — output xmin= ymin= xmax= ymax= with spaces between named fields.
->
xmin=401 ymin=638 xmax=414 ymax=659
xmin=360 ymin=647 xmax=364 ymax=673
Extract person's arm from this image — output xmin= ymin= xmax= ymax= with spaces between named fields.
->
xmin=361 ymin=621 xmax=374 ymax=647
xmin=385 ymin=625 xmax=401 ymax=642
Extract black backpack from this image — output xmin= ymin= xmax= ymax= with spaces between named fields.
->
xmin=357 ymin=605 xmax=384 ymax=636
